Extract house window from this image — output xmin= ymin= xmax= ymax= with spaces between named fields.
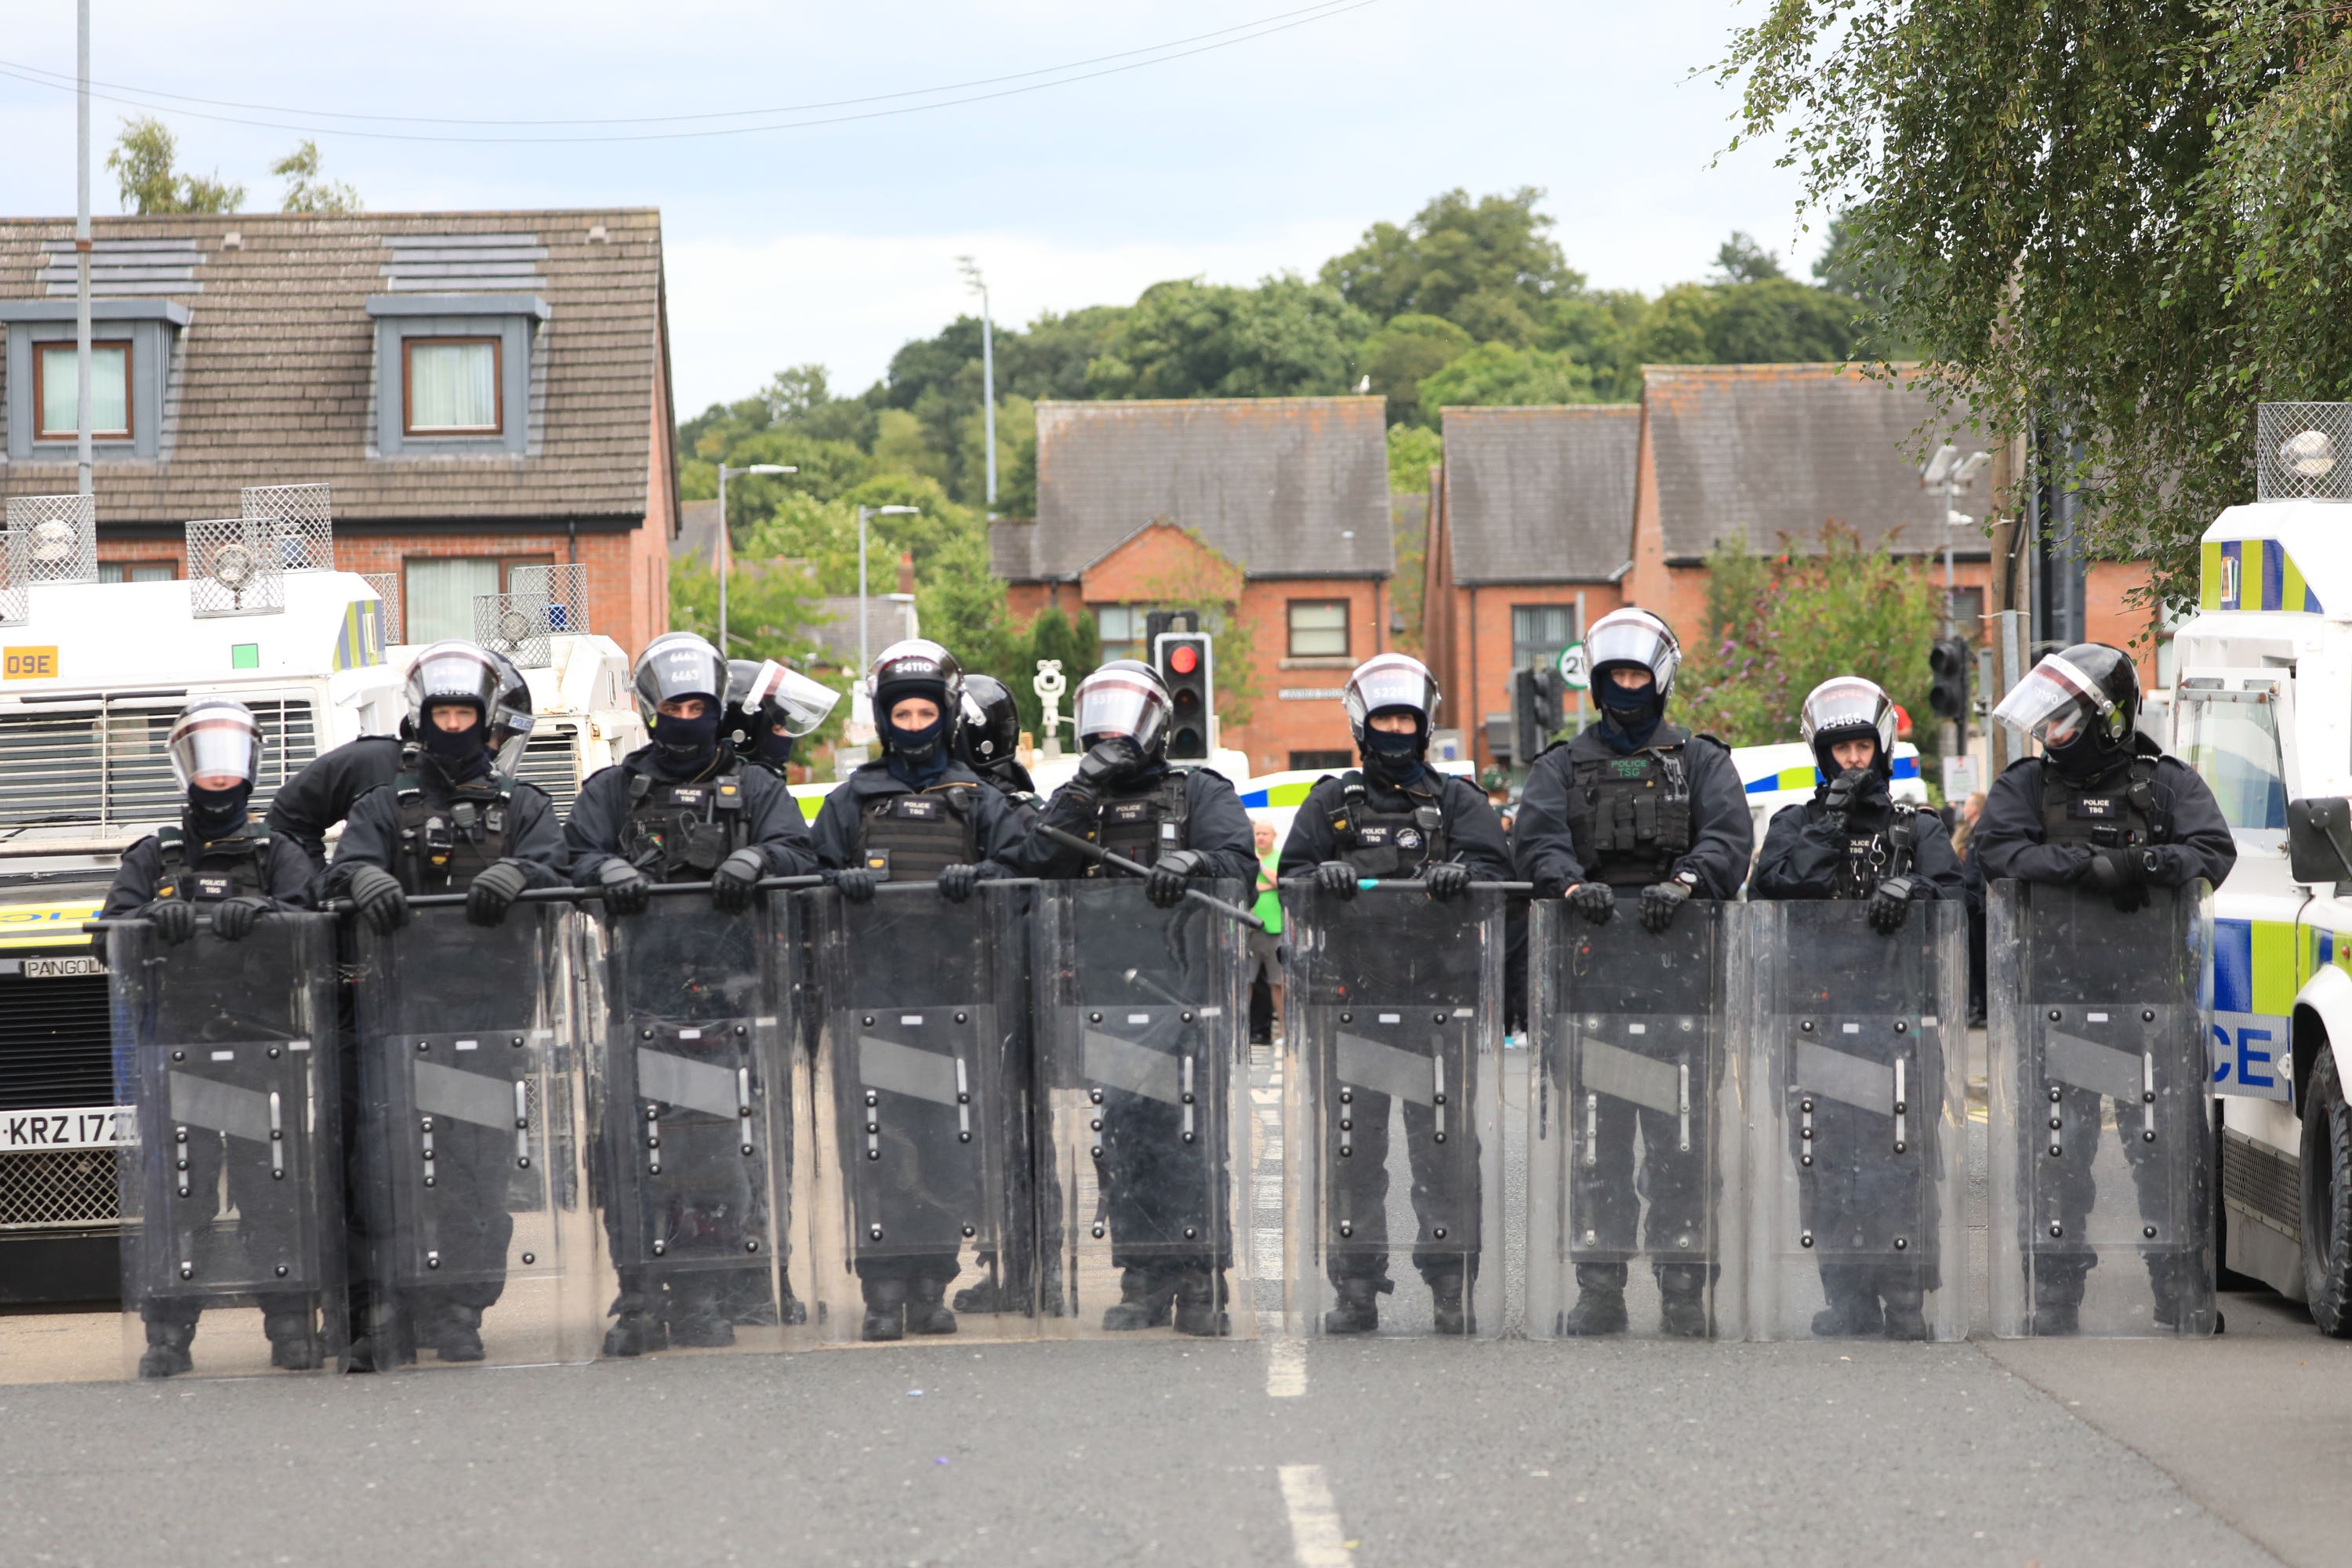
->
xmin=34 ymin=340 xmax=131 ymax=441
xmin=1947 ymin=587 xmax=1987 ymax=642
xmin=99 ymin=561 xmax=175 ymax=583
xmin=1095 ymin=604 xmax=1144 ymax=662
xmin=1511 ymin=604 xmax=1576 ymax=673
xmin=403 ymin=338 xmax=502 ymax=435
xmin=1290 ymin=750 xmax=1353 ymax=772
xmin=403 ymin=554 xmax=552 ymax=644
xmin=1287 ymin=601 xmax=1349 ymax=659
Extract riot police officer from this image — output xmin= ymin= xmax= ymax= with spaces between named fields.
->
xmin=1278 ymin=653 xmax=1512 ymax=1334
xmin=1752 ymin=675 xmax=1965 ymax=1338
xmin=956 ymin=673 xmax=1038 ymax=800
xmin=101 ymin=698 xmax=321 ymax=1377
xmin=565 ymin=632 xmax=818 ymax=1355
xmin=724 ymin=656 xmax=840 ymax=779
xmin=321 ymin=641 xmax=569 ymax=1363
xmin=1976 ymin=643 xmax=2235 ymax=1330
xmin=1511 ymin=607 xmax=1753 ymax=1335
xmin=1029 ymin=660 xmax=1257 ymax=1335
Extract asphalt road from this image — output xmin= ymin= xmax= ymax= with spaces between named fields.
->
xmin=2 ymin=1040 xmax=2343 ymax=1568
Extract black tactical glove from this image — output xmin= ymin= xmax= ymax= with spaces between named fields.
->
xmin=1567 ymin=881 xmax=1617 ymax=927
xmin=1315 ymin=860 xmax=1360 ymax=900
xmin=1865 ymin=874 xmax=1917 ymax=935
xmin=1821 ymin=768 xmax=1868 ymax=833
xmin=466 ymin=858 xmax=531 ymax=928
xmin=2085 ymin=848 xmax=2151 ymax=913
xmin=1145 ymin=848 xmax=1203 ymax=909
xmin=1639 ymin=878 xmax=1691 ymax=933
xmin=832 ymin=866 xmax=878 ymax=904
xmin=348 ymin=863 xmax=411 ymax=935
xmin=1075 ymin=737 xmax=1144 ymax=793
xmin=938 ymin=862 xmax=990 ymax=903
xmin=597 ymin=858 xmax=651 ymax=917
xmin=711 ymin=847 xmax=766 ymax=913
xmin=209 ymin=895 xmax=270 ymax=942
xmin=1423 ymin=862 xmax=1472 ymax=902
xmin=143 ymin=897 xmax=197 ymax=946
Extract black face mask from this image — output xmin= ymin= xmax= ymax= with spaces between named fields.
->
xmin=2046 ymin=725 xmax=2120 ymax=782
xmin=652 ymin=708 xmax=722 ymax=771
xmin=187 ymin=781 xmax=252 ymax=839
xmin=757 ymin=726 xmax=796 ymax=767
xmin=1598 ymin=673 xmax=1657 ymax=717
xmin=1361 ymin=724 xmax=1426 ymax=784
xmin=421 ymin=714 xmax=492 ymax=779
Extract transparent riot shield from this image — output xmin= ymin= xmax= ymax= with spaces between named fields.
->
xmin=1988 ymin=880 xmax=2216 ymax=1337
xmin=798 ymin=880 xmax=1033 ymax=1345
xmin=590 ymin=887 xmax=789 ymax=1356
xmin=1032 ymin=878 xmax=1252 ymax=1340
xmin=1743 ymin=898 xmax=1966 ymax=1341
xmin=1283 ymin=882 xmax=1504 ymax=1338
xmin=111 ymin=913 xmax=344 ymax=1380
xmin=354 ymin=901 xmax=595 ymax=1368
xmin=1526 ymin=895 xmax=1739 ymax=1339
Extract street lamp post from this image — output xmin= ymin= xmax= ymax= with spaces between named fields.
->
xmin=958 ymin=257 xmax=997 ymax=515
xmin=1922 ymin=443 xmax=1991 ymax=634
xmin=857 ymin=506 xmax=922 ymax=688
xmin=715 ymin=463 xmax=795 ymax=655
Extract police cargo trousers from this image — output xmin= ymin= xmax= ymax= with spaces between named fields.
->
xmin=144 ymin=1131 xmax=318 ymax=1347
xmin=1570 ymin=1054 xmax=1714 ymax=1301
xmin=1796 ymin=1094 xmax=1940 ymax=1332
xmin=1327 ymin=1087 xmax=1479 ymax=1295
xmin=2028 ymin=1084 xmax=2190 ymax=1323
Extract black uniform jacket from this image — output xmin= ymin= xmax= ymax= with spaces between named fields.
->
xmin=101 ymin=820 xmax=319 ymax=917
xmin=808 ymin=760 xmax=1034 ymax=874
xmin=1276 ymin=767 xmax=1515 ymax=884
xmin=263 ymin=735 xmax=403 ymax=866
xmin=321 ymin=767 xmax=570 ymax=899
xmin=1973 ymin=735 xmax=2237 ymax=891
xmin=1509 ymin=720 xmax=1755 ymax=898
xmin=563 ymin=744 xmax=819 ymax=886
xmin=1022 ymin=764 xmax=1258 ymax=884
xmin=1751 ymin=782 xmax=1967 ymax=902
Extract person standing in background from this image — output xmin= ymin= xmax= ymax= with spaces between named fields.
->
xmin=1249 ymin=815 xmax=1283 ymax=1044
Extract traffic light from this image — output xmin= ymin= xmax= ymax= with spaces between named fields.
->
xmin=1511 ymin=666 xmax=1565 ymax=766
xmin=1145 ymin=608 xmax=1199 ymax=645
xmin=1156 ymin=629 xmax=1214 ymax=763
xmin=1929 ymin=637 xmax=1971 ymax=722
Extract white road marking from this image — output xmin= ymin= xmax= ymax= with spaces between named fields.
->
xmin=1266 ymin=1335 xmax=1306 ymax=1397
xmin=1278 ymin=1463 xmax=1351 ymax=1566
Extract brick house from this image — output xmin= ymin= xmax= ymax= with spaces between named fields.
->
xmin=1421 ymin=404 xmax=1639 ymax=768
xmin=992 ymin=397 xmax=1392 ymax=772
xmin=0 ymin=209 xmax=678 ymax=653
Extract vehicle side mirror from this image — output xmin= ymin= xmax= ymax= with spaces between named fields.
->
xmin=2287 ymin=797 xmax=2352 ymax=888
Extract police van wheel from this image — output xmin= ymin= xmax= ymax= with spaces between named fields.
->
xmin=2299 ymin=1047 xmax=2352 ymax=1338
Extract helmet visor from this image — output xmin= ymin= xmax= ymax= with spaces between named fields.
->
xmin=1076 ymin=670 xmax=1167 ymax=751
xmin=1800 ymin=677 xmax=1894 ymax=753
xmin=635 ymin=636 xmax=728 ymax=711
xmin=1587 ymin=615 xmax=1679 ymax=686
xmin=406 ymin=644 xmax=503 ymax=720
xmin=1992 ymin=655 xmax=2113 ymax=746
xmin=750 ymin=662 xmax=840 ymax=738
xmin=1343 ymin=657 xmax=1440 ymax=733
xmin=168 ymin=707 xmax=263 ymax=789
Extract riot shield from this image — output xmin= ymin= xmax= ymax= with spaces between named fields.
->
xmin=1526 ymin=895 xmax=1738 ymax=1339
xmin=1282 ymin=882 xmax=1504 ymax=1338
xmin=590 ymin=887 xmax=789 ymax=1356
xmin=354 ymin=901 xmax=595 ymax=1368
xmin=1743 ymin=898 xmax=1966 ymax=1341
xmin=1033 ymin=878 xmax=1253 ymax=1340
xmin=112 ymin=913 xmax=344 ymax=1379
xmin=799 ymin=880 xmax=1033 ymax=1344
xmin=1987 ymin=880 xmax=2216 ymax=1337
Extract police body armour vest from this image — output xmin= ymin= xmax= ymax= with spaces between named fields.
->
xmin=1324 ymin=771 xmax=1448 ymax=878
xmin=623 ymin=763 xmax=749 ymax=877
xmin=2039 ymin=753 xmax=2169 ymax=851
xmin=1565 ymin=737 xmax=1695 ymax=887
xmin=857 ymin=783 xmax=979 ymax=883
xmin=391 ymin=768 xmax=515 ymax=894
xmin=1833 ymin=802 xmax=1919 ymax=901
xmin=154 ymin=824 xmax=272 ymax=903
xmin=1087 ymin=773 xmax=1191 ymax=873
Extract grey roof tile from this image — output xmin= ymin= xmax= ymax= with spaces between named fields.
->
xmin=1439 ymin=405 xmax=1637 ymax=583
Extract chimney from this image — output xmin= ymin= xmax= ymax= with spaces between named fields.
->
xmin=896 ymin=550 xmax=916 ymax=596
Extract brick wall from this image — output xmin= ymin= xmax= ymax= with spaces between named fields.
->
xmin=1448 ymin=579 xmax=1627 ymax=768
xmin=1228 ymin=577 xmax=1383 ymax=771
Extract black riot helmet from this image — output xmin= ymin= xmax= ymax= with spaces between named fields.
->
xmin=725 ymin=657 xmax=839 ymax=746
xmin=1073 ymin=659 xmax=1174 ymax=762
xmin=1341 ymin=652 xmax=1441 ymax=750
xmin=1994 ymin=642 xmax=2141 ymax=779
xmin=869 ymin=638 xmax=962 ymax=763
xmin=957 ymin=673 xmax=1022 ymax=775
xmin=632 ymin=631 xmax=729 ymax=767
xmin=405 ymin=640 xmax=535 ymax=777
xmin=1585 ymin=607 xmax=1680 ymax=724
xmin=1798 ymin=675 xmax=1898 ymax=782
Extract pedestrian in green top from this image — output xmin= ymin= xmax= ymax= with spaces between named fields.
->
xmin=1250 ymin=815 xmax=1284 ymax=1041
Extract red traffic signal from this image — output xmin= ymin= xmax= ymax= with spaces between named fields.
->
xmin=1167 ymin=643 xmax=1200 ymax=676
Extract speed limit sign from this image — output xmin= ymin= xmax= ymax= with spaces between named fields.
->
xmin=1555 ymin=641 xmax=1589 ymax=691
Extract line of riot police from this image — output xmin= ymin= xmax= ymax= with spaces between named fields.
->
xmin=90 ymin=604 xmax=2236 ymax=1379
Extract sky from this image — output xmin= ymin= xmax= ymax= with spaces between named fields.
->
xmin=0 ymin=1 xmax=1826 ymax=416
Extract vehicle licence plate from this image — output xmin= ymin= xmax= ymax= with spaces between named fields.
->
xmin=20 ymin=955 xmax=104 ymax=979
xmin=0 ymin=1106 xmax=131 ymax=1152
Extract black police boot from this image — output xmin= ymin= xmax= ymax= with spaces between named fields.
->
xmin=1322 ymin=1276 xmax=1383 ymax=1335
xmin=1102 ymin=1265 xmax=1174 ymax=1331
xmin=953 ymin=1254 xmax=1004 ymax=1314
xmin=861 ymin=1278 xmax=909 ymax=1342
xmin=1559 ymin=1263 xmax=1628 ymax=1337
xmin=907 ymin=1278 xmax=960 ymax=1336
xmin=1657 ymin=1265 xmax=1709 ymax=1338
xmin=1426 ymin=1269 xmax=1473 ymax=1336
xmin=137 ymin=1320 xmax=194 ymax=1380
xmin=603 ymin=1295 xmax=670 ymax=1358
xmin=2030 ymin=1264 xmax=2086 ymax=1336
xmin=264 ymin=1311 xmax=323 ymax=1370
xmin=1878 ymin=1284 xmax=1929 ymax=1341
xmin=669 ymin=1285 xmax=739 ymax=1348
xmin=720 ymin=1269 xmax=781 ymax=1328
xmin=1172 ymin=1267 xmax=1230 ymax=1338
xmin=344 ymin=1302 xmax=416 ymax=1374
xmin=1810 ymin=1267 xmax=1883 ymax=1338
xmin=429 ymin=1305 xmax=487 ymax=1363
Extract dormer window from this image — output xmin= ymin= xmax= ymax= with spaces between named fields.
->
xmin=403 ymin=336 xmax=501 ymax=436
xmin=34 ymin=340 xmax=132 ymax=441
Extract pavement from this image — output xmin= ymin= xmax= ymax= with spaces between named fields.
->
xmin=1 ymin=1036 xmax=2344 ymax=1567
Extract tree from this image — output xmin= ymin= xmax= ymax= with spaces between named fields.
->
xmin=1711 ymin=230 xmax=1787 ymax=284
xmin=1320 ymin=187 xmax=1583 ymax=344
xmin=107 ymin=116 xmax=242 ymax=215
xmin=1385 ymin=423 xmax=1442 ymax=492
xmin=1714 ymin=0 xmax=2352 ymax=609
xmin=1703 ymin=278 xmax=1858 ymax=363
xmin=1086 ymin=275 xmax=1370 ymax=400
xmin=1362 ymin=314 xmax=1473 ymax=426
xmin=271 ymin=140 xmax=360 ymax=215
xmin=666 ymin=554 xmax=823 ymax=664
xmin=1417 ymin=342 xmax=1597 ymax=411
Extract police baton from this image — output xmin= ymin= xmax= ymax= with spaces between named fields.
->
xmin=396 ymin=875 xmax=829 ymax=910
xmin=1034 ymin=822 xmax=1266 ymax=930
